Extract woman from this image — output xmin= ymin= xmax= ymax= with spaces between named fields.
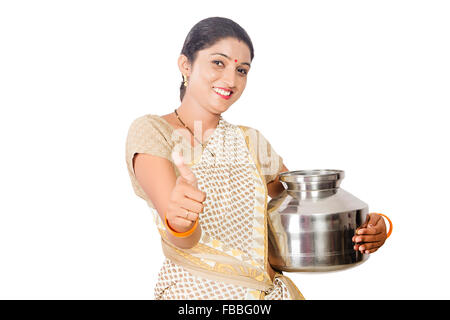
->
xmin=125 ymin=17 xmax=389 ymax=300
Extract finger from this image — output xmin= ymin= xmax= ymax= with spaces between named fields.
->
xmin=166 ymin=208 xmax=196 ymax=232
xmin=357 ymin=214 xmax=371 ymax=231
xmin=354 ymin=213 xmax=380 ymax=235
xmin=175 ymin=207 xmax=199 ymax=223
xmin=353 ymin=243 xmax=368 ymax=252
xmin=353 ymin=234 xmax=385 ymax=243
xmin=186 ymin=211 xmax=199 ymax=222
xmin=353 ymin=242 xmax=377 ymax=252
xmin=365 ymin=247 xmax=379 ymax=254
xmin=176 ymin=211 xmax=199 ymax=223
xmin=171 ymin=216 xmax=196 ymax=230
xmin=183 ymin=184 xmax=207 ymax=203
xmin=355 ymin=223 xmax=368 ymax=236
xmin=356 ymin=225 xmax=382 ymax=235
xmin=172 ymin=150 xmax=197 ymax=186
xmin=178 ymin=196 xmax=204 ymax=214
xmin=356 ymin=241 xmax=384 ymax=252
xmin=174 ymin=205 xmax=199 ymax=222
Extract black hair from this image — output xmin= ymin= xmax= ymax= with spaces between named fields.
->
xmin=179 ymin=17 xmax=255 ymax=102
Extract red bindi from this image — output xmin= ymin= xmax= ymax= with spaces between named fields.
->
xmin=234 ymin=59 xmax=237 ymax=62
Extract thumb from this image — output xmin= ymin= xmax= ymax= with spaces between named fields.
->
xmin=356 ymin=214 xmax=370 ymax=234
xmin=171 ymin=150 xmax=197 ymax=186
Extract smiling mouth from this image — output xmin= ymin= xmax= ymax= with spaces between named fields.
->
xmin=213 ymin=87 xmax=233 ymax=97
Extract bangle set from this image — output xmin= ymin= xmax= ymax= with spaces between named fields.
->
xmin=164 ymin=214 xmax=198 ymax=238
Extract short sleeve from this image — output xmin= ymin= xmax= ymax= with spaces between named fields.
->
xmin=125 ymin=115 xmax=174 ymax=208
xmin=255 ymin=129 xmax=284 ymax=184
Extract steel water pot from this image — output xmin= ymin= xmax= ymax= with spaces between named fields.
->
xmin=267 ymin=169 xmax=370 ymax=272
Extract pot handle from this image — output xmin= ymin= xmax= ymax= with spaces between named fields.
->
xmin=372 ymin=213 xmax=393 ymax=239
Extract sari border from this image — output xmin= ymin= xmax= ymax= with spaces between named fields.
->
xmin=237 ymin=125 xmax=270 ymax=286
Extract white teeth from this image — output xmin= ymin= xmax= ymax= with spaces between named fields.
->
xmin=213 ymin=88 xmax=231 ymax=96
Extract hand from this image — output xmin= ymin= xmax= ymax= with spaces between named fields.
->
xmin=352 ymin=213 xmax=388 ymax=254
xmin=166 ymin=150 xmax=206 ymax=233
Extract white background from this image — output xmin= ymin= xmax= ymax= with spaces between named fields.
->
xmin=1 ymin=0 xmax=449 ymax=299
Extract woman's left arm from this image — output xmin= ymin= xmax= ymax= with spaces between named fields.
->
xmin=267 ymin=163 xmax=289 ymax=198
xmin=267 ymin=164 xmax=389 ymax=254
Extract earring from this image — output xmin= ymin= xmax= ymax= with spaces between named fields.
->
xmin=183 ymin=74 xmax=188 ymax=87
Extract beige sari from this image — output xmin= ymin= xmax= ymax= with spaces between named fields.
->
xmin=125 ymin=113 xmax=305 ymax=300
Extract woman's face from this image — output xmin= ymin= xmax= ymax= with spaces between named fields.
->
xmin=179 ymin=37 xmax=251 ymax=114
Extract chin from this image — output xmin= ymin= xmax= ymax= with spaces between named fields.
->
xmin=213 ymin=104 xmax=231 ymax=114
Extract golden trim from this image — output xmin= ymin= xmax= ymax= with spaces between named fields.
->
xmin=238 ymin=126 xmax=305 ymax=301
xmin=259 ymin=290 xmax=266 ymax=300
xmin=275 ymin=273 xmax=306 ymax=300
xmin=161 ymin=237 xmax=273 ymax=291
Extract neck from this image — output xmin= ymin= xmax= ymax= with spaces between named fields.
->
xmin=175 ymin=102 xmax=221 ymax=134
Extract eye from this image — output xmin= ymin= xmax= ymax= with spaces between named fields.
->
xmin=238 ymin=68 xmax=248 ymax=75
xmin=212 ymin=60 xmax=224 ymax=67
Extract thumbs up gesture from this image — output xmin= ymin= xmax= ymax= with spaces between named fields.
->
xmin=166 ymin=150 xmax=206 ymax=233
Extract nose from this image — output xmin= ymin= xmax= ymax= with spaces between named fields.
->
xmin=221 ymin=67 xmax=237 ymax=89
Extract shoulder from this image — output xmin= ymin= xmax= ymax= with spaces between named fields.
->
xmin=237 ymin=124 xmax=268 ymax=143
xmin=129 ymin=113 xmax=168 ymax=129
xmin=236 ymin=123 xmax=260 ymax=136
xmin=128 ymin=114 xmax=173 ymax=136
xmin=126 ymin=113 xmax=175 ymax=148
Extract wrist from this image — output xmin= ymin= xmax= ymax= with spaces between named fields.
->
xmin=164 ymin=214 xmax=198 ymax=238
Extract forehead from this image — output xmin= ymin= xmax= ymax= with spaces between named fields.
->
xmin=200 ymin=37 xmax=251 ymax=61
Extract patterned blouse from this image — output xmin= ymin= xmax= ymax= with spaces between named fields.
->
xmin=125 ymin=113 xmax=304 ymax=300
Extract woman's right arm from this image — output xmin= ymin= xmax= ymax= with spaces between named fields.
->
xmin=133 ymin=152 xmax=205 ymax=249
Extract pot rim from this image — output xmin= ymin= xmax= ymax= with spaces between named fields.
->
xmin=279 ymin=169 xmax=345 ymax=183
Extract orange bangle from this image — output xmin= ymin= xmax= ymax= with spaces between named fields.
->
xmin=164 ymin=215 xmax=198 ymax=238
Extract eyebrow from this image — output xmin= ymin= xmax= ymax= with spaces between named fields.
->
xmin=210 ymin=53 xmax=251 ymax=67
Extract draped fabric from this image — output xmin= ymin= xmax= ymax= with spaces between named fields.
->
xmin=125 ymin=114 xmax=304 ymax=300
